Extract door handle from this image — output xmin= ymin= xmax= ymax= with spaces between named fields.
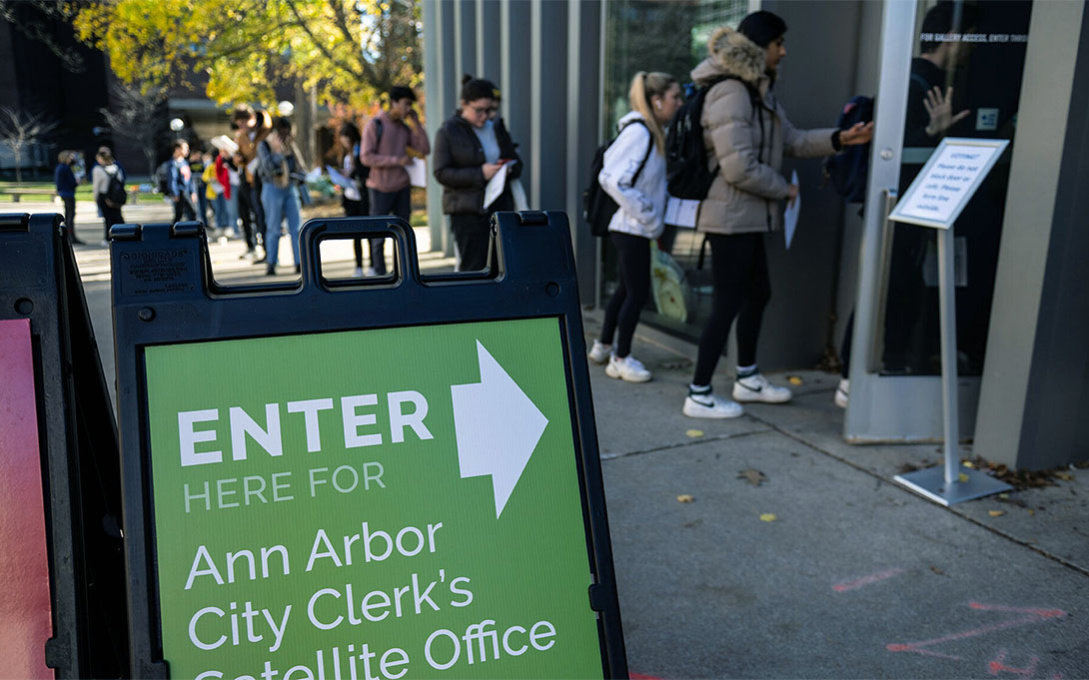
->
xmin=870 ymin=188 xmax=900 ymax=372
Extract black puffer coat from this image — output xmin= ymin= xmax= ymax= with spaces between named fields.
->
xmin=433 ymin=112 xmax=521 ymax=215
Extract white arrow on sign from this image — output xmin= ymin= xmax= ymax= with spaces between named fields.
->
xmin=451 ymin=340 xmax=549 ymax=518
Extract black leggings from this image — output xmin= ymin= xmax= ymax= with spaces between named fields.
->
xmin=600 ymin=232 xmax=651 ymax=358
xmin=692 ymin=232 xmax=772 ymax=386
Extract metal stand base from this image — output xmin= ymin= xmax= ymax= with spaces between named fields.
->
xmin=895 ymin=467 xmax=1013 ymax=506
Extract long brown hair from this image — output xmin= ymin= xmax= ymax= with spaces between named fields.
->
xmin=629 ymin=71 xmax=676 ymax=154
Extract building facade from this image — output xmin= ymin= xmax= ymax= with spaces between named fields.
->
xmin=422 ymin=0 xmax=1089 ymax=471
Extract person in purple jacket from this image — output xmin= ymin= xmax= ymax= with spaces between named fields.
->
xmin=361 ymin=86 xmax=431 ymax=276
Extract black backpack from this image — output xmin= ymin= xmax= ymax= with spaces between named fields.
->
xmin=666 ymin=75 xmax=758 ymax=201
xmin=155 ymin=160 xmax=172 ymax=195
xmin=105 ymin=171 xmax=127 ymax=207
xmin=822 ymin=95 xmax=874 ymax=203
xmin=583 ymin=119 xmax=652 ymax=237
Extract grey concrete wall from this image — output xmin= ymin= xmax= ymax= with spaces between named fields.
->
xmin=976 ymin=1 xmax=1089 ymax=469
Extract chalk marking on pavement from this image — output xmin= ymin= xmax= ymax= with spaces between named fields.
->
xmin=886 ymin=602 xmax=1066 ymax=660
xmin=832 ymin=568 xmax=905 ymax=592
xmin=987 ymin=649 xmax=1039 ymax=677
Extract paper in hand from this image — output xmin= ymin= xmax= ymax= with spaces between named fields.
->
xmin=325 ymin=165 xmax=355 ymax=189
xmin=664 ymin=196 xmax=700 ymax=228
xmin=784 ymin=170 xmax=800 ymax=250
xmin=483 ymin=162 xmax=510 ymax=210
xmin=407 ymin=158 xmax=427 ymax=188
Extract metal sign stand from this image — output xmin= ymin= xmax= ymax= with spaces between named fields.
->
xmin=110 ymin=213 xmax=627 ymax=679
xmin=893 ymin=227 xmax=1012 ymax=505
xmin=888 ymin=138 xmax=1013 ymax=505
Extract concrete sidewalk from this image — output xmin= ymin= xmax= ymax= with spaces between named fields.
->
xmin=586 ymin=314 xmax=1089 ymax=679
xmin=54 ymin=196 xmax=1088 ymax=678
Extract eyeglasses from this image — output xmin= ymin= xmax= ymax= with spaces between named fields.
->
xmin=469 ymin=104 xmax=499 ymax=115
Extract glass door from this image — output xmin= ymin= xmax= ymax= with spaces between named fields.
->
xmin=844 ymin=0 xmax=1033 ymax=442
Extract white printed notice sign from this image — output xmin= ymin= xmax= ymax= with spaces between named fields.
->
xmin=890 ymin=138 xmax=1009 ymax=230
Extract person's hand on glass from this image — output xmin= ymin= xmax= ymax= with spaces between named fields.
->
xmin=840 ymin=121 xmax=874 ymax=146
xmin=923 ymin=86 xmax=970 ymax=137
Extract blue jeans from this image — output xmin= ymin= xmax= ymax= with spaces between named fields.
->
xmin=226 ymin=191 xmax=240 ymax=235
xmin=368 ymin=186 xmax=410 ymax=275
xmin=261 ymin=182 xmax=301 ymax=267
xmin=212 ymin=193 xmax=230 ymax=229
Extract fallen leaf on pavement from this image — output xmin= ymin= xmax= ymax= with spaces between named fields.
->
xmin=989 ymin=510 xmax=1006 ymax=517
xmin=1028 ymin=508 xmax=1036 ymax=516
xmin=686 ymin=429 xmax=704 ymax=438
xmin=759 ymin=513 xmax=778 ymax=522
xmin=930 ymin=565 xmax=945 ymax=576
xmin=963 ymin=461 xmax=975 ymax=469
xmin=677 ymin=494 xmax=695 ymax=503
xmin=959 ymin=473 xmax=970 ymax=483
xmin=738 ymin=469 xmax=767 ymax=487
xmin=1055 ymin=471 xmax=1075 ymax=481
xmin=787 ymin=375 xmax=804 ymax=386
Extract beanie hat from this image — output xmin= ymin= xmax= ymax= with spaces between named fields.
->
xmin=737 ymin=10 xmax=787 ymax=48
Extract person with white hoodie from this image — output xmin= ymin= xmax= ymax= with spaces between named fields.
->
xmin=588 ymin=72 xmax=684 ymax=383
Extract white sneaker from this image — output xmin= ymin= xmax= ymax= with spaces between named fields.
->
xmin=834 ymin=378 xmax=849 ymax=408
xmin=364 ymin=267 xmax=377 ymax=277
xmin=732 ymin=373 xmax=793 ymax=404
xmin=683 ymin=392 xmax=744 ymax=419
xmin=588 ymin=340 xmax=612 ymax=365
xmin=605 ymin=355 xmax=652 ymax=383
xmin=353 ymin=266 xmax=364 ymax=278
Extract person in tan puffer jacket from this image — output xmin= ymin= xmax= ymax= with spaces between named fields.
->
xmin=683 ymin=10 xmax=873 ymax=420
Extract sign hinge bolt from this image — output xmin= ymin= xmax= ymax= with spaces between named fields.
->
xmin=138 ymin=307 xmax=155 ymax=322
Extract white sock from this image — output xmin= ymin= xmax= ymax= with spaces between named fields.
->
xmin=736 ymin=363 xmax=757 ymax=377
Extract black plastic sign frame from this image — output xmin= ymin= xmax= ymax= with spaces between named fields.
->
xmin=111 ymin=212 xmax=627 ymax=679
xmin=0 ymin=213 xmax=130 ymax=678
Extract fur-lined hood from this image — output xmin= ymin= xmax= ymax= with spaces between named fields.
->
xmin=691 ymin=26 xmax=767 ymax=87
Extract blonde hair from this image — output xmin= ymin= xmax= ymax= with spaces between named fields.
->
xmin=629 ymin=71 xmax=676 ymax=154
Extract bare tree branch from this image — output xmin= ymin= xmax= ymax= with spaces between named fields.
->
xmin=98 ymin=82 xmax=167 ymax=177
xmin=0 ymin=106 xmax=60 ymax=182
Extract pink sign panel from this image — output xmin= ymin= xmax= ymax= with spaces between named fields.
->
xmin=0 ymin=318 xmax=54 ymax=679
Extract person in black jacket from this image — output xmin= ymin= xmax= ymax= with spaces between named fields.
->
xmin=337 ymin=122 xmax=373 ymax=276
xmin=433 ymin=75 xmax=522 ymax=272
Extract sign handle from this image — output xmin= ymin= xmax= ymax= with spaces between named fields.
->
xmin=298 ymin=216 xmax=420 ymax=286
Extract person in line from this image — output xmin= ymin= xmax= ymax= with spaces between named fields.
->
xmin=683 ymin=11 xmax=873 ymax=418
xmin=257 ymin=116 xmax=304 ymax=276
xmin=203 ymin=149 xmax=231 ymax=236
xmin=168 ymin=139 xmax=198 ymax=223
xmin=91 ymin=146 xmax=125 ymax=244
xmin=433 ymin=75 xmax=523 ymax=272
xmin=336 ymin=122 xmax=372 ymax=277
xmin=54 ymin=150 xmax=84 ymax=244
xmin=361 ymin=86 xmax=430 ymax=276
xmin=233 ymin=106 xmax=273 ymax=261
xmin=189 ymin=144 xmax=211 ymax=228
xmin=587 ymin=71 xmax=684 ymax=383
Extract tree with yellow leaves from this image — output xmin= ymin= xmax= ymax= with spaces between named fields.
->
xmin=72 ymin=0 xmax=422 ymax=110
